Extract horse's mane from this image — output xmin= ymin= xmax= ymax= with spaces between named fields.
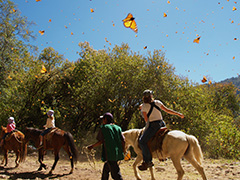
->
xmin=26 ymin=127 xmax=42 ymax=136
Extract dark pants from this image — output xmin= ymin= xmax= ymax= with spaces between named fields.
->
xmin=40 ymin=128 xmax=52 ymax=136
xmin=139 ymin=120 xmax=166 ymax=163
xmin=102 ymin=161 xmax=123 ymax=180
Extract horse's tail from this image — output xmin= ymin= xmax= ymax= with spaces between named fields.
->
xmin=64 ymin=132 xmax=78 ymax=163
xmin=20 ymin=139 xmax=28 ymax=162
xmin=17 ymin=134 xmax=27 ymax=163
xmin=185 ymin=135 xmax=203 ymax=165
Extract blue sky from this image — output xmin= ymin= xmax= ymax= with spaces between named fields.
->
xmin=12 ymin=0 xmax=240 ymax=83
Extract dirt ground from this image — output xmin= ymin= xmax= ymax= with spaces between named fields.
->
xmin=0 ymin=151 xmax=239 ymax=180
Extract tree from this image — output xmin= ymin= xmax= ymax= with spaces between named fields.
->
xmin=0 ymin=0 xmax=35 ymax=88
xmin=0 ymin=0 xmax=35 ymax=124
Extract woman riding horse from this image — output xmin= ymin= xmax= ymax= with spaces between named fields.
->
xmin=138 ymin=90 xmax=184 ymax=170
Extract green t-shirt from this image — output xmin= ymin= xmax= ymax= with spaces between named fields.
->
xmin=98 ymin=124 xmax=124 ymax=161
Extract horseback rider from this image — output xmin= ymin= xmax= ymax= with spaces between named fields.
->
xmin=138 ymin=90 xmax=184 ymax=171
xmin=0 ymin=117 xmax=16 ymax=146
xmin=39 ymin=110 xmax=55 ymax=148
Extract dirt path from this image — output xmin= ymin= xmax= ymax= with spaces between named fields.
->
xmin=0 ymin=152 xmax=239 ymax=179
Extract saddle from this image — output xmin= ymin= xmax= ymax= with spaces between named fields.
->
xmin=5 ymin=130 xmax=20 ymax=141
xmin=148 ymin=127 xmax=170 ymax=152
xmin=139 ymin=127 xmax=170 ymax=153
xmin=5 ymin=132 xmax=14 ymax=141
xmin=44 ymin=127 xmax=65 ymax=142
xmin=4 ymin=129 xmax=24 ymax=142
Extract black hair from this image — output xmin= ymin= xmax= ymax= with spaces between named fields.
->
xmin=104 ymin=115 xmax=113 ymax=124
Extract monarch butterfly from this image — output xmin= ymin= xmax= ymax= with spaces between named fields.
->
xmin=193 ymin=36 xmax=201 ymax=44
xmin=124 ymin=150 xmax=131 ymax=161
xmin=39 ymin=30 xmax=45 ymax=35
xmin=41 ymin=65 xmax=47 ymax=74
xmin=201 ymin=76 xmax=207 ymax=83
xmin=108 ymin=98 xmax=116 ymax=103
xmin=122 ymin=13 xmax=138 ymax=33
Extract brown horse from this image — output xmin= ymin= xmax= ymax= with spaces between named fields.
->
xmin=24 ymin=127 xmax=78 ymax=174
xmin=0 ymin=126 xmax=27 ymax=167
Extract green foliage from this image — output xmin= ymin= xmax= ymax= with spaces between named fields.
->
xmin=0 ymin=0 xmax=35 ymax=88
xmin=205 ymin=115 xmax=240 ymax=159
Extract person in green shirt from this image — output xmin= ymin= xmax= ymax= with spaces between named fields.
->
xmin=87 ymin=112 xmax=125 ymax=180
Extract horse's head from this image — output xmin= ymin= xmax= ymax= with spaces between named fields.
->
xmin=123 ymin=128 xmax=142 ymax=152
xmin=24 ymin=127 xmax=42 ymax=143
xmin=0 ymin=126 xmax=7 ymax=138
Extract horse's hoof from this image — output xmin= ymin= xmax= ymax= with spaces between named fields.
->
xmin=69 ymin=169 xmax=73 ymax=174
xmin=15 ymin=164 xmax=19 ymax=167
xmin=42 ymin=164 xmax=47 ymax=170
xmin=48 ymin=170 xmax=53 ymax=174
xmin=37 ymin=167 xmax=42 ymax=171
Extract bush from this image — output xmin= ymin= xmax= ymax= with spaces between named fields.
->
xmin=205 ymin=115 xmax=240 ymax=159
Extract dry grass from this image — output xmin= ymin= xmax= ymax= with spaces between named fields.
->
xmin=0 ymin=151 xmax=239 ymax=180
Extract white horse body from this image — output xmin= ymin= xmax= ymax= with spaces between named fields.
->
xmin=123 ymin=128 xmax=207 ymax=180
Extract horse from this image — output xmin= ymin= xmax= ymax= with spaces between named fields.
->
xmin=0 ymin=126 xmax=27 ymax=167
xmin=123 ymin=128 xmax=207 ymax=180
xmin=24 ymin=127 xmax=78 ymax=174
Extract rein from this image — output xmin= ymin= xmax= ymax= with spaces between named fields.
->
xmin=81 ymin=146 xmax=101 ymax=174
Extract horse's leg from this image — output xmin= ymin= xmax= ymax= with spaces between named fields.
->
xmin=63 ymin=145 xmax=74 ymax=174
xmin=15 ymin=150 xmax=20 ymax=167
xmin=49 ymin=149 xmax=60 ymax=174
xmin=1 ymin=150 xmax=5 ymax=165
xmin=171 ymin=156 xmax=185 ymax=180
xmin=184 ymin=154 xmax=207 ymax=180
xmin=38 ymin=149 xmax=47 ymax=171
xmin=4 ymin=150 xmax=8 ymax=166
xmin=149 ymin=166 xmax=156 ymax=180
xmin=133 ymin=155 xmax=143 ymax=180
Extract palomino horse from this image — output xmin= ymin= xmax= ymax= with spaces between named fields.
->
xmin=0 ymin=126 xmax=27 ymax=167
xmin=24 ymin=127 xmax=78 ymax=174
xmin=123 ymin=128 xmax=207 ymax=180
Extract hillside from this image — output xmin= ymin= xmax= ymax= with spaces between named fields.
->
xmin=220 ymin=75 xmax=240 ymax=94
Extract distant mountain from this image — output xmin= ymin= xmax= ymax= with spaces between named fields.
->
xmin=219 ymin=75 xmax=240 ymax=94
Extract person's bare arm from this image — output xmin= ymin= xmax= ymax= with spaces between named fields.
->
xmin=160 ymin=104 xmax=184 ymax=118
xmin=87 ymin=140 xmax=103 ymax=150
xmin=141 ymin=111 xmax=148 ymax=123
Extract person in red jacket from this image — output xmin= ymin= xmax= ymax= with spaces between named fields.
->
xmin=0 ymin=117 xmax=16 ymax=146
